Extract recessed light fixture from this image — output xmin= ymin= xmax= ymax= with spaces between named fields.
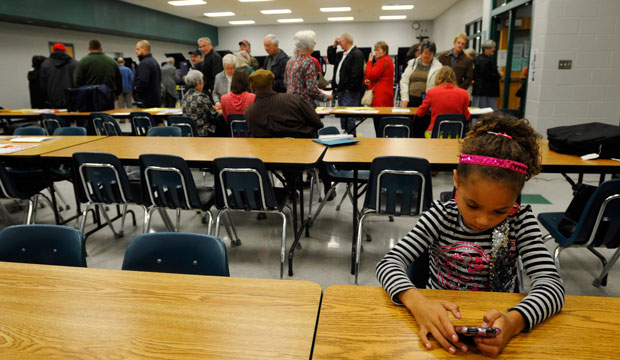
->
xmin=380 ymin=15 xmax=407 ymax=20
xmin=229 ymin=20 xmax=256 ymax=25
xmin=320 ymin=7 xmax=351 ymax=12
xmin=168 ymin=0 xmax=206 ymax=6
xmin=327 ymin=17 xmax=354 ymax=21
xmin=382 ymin=5 xmax=415 ymax=10
xmin=204 ymin=12 xmax=235 ymax=17
xmin=261 ymin=9 xmax=292 ymax=14
xmin=277 ymin=18 xmax=304 ymax=23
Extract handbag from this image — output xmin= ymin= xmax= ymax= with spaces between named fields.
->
xmin=361 ymin=57 xmax=388 ymax=106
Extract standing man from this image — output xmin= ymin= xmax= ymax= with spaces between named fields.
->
xmin=472 ymin=40 xmax=503 ymax=110
xmin=133 ymin=40 xmax=161 ymax=108
xmin=40 ymin=43 xmax=77 ymax=108
xmin=263 ymin=34 xmax=289 ymax=93
xmin=187 ymin=48 xmax=203 ymax=70
xmin=74 ymin=39 xmax=122 ymax=97
xmin=238 ymin=40 xmax=259 ymax=71
xmin=197 ymin=37 xmax=223 ymax=95
xmin=116 ymin=57 xmax=133 ymax=109
xmin=327 ymin=33 xmax=364 ymax=135
xmin=438 ymin=33 xmax=474 ymax=90
xmin=161 ymin=57 xmax=180 ymax=108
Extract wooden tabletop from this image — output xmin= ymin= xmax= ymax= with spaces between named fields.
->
xmin=0 ymin=108 xmax=180 ymax=118
xmin=313 ymin=285 xmax=620 ymax=359
xmin=323 ymin=138 xmax=620 ymax=173
xmin=320 ymin=107 xmax=491 ymax=117
xmin=0 ymin=261 xmax=322 ymax=359
xmin=41 ymin=136 xmax=327 ymax=166
xmin=0 ymin=136 xmax=104 ymax=156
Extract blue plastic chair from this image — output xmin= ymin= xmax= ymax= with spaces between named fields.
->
xmin=121 ymin=232 xmax=230 ymax=276
xmin=91 ymin=113 xmax=122 ymax=136
xmin=378 ymin=117 xmax=412 ymax=138
xmin=229 ymin=115 xmax=249 ymax=138
xmin=14 ymin=126 xmax=46 ymax=136
xmin=355 ymin=156 xmax=433 ymax=284
xmin=213 ymin=157 xmax=291 ymax=279
xmin=431 ymin=113 xmax=467 ymax=139
xmin=53 ymin=127 xmax=87 ymax=136
xmin=0 ymin=224 xmax=86 ymax=267
xmin=139 ymin=154 xmax=214 ymax=234
xmin=168 ymin=115 xmax=199 ymax=137
xmin=146 ymin=126 xmax=182 ymax=137
xmin=73 ymin=152 xmax=143 ymax=238
xmin=538 ymin=179 xmax=620 ymax=287
xmin=41 ymin=113 xmax=68 ymax=135
xmin=0 ymin=161 xmax=52 ymax=224
xmin=130 ymin=111 xmax=155 ymax=136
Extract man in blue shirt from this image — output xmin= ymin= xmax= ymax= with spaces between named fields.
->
xmin=116 ymin=57 xmax=134 ymax=109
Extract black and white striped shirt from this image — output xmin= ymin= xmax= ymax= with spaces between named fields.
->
xmin=376 ymin=200 xmax=565 ymax=331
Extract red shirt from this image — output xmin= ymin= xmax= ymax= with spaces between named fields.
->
xmin=364 ymin=55 xmax=394 ymax=107
xmin=415 ymin=83 xmax=470 ymax=132
xmin=220 ymin=91 xmax=256 ymax=122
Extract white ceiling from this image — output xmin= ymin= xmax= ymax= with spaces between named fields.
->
xmin=120 ymin=0 xmax=459 ymax=27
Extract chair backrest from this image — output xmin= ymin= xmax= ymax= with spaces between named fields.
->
xmin=41 ymin=113 xmax=67 ymax=135
xmin=91 ymin=113 xmax=122 ymax=136
xmin=53 ymin=126 xmax=87 ymax=136
xmin=0 ymin=161 xmax=19 ymax=199
xmin=121 ymin=233 xmax=230 ymax=276
xmin=146 ymin=126 xmax=182 ymax=137
xmin=379 ymin=117 xmax=412 ymax=138
xmin=568 ymin=179 xmax=620 ymax=248
xmin=363 ymin=156 xmax=433 ymax=216
xmin=318 ymin=126 xmax=340 ymax=136
xmin=0 ymin=225 xmax=86 ymax=267
xmin=130 ymin=112 xmax=155 ymax=136
xmin=213 ymin=157 xmax=278 ymax=210
xmin=167 ymin=115 xmax=198 ymax=137
xmin=230 ymin=120 xmax=249 ymax=138
xmin=72 ymin=152 xmax=137 ymax=204
xmin=14 ymin=126 xmax=46 ymax=136
xmin=431 ymin=114 xmax=467 ymax=139
xmin=497 ymin=108 xmax=521 ymax=119
xmin=139 ymin=154 xmax=202 ymax=209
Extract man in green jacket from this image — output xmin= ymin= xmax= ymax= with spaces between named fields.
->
xmin=74 ymin=39 xmax=123 ymax=97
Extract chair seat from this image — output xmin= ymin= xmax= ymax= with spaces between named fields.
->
xmin=196 ymin=187 xmax=215 ymax=212
xmin=326 ymin=168 xmax=370 ymax=183
xmin=538 ymin=212 xmax=574 ymax=247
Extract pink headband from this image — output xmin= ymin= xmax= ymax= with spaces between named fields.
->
xmin=459 ymin=154 xmax=528 ymax=175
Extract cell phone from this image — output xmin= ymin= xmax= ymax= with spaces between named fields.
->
xmin=454 ymin=326 xmax=501 ymax=338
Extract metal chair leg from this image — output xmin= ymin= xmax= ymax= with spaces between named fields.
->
xmin=142 ymin=206 xmax=150 ymax=233
xmin=553 ymin=245 xmax=563 ymax=273
xmin=145 ymin=206 xmax=157 ymax=233
xmin=175 ymin=208 xmax=182 ymax=232
xmin=24 ymin=196 xmax=36 ymax=224
xmin=51 ymin=184 xmax=70 ymax=211
xmin=214 ymin=209 xmax=227 ymax=239
xmin=593 ymin=246 xmax=620 ymax=287
xmin=225 ymin=211 xmax=241 ymax=246
xmin=98 ymin=204 xmax=120 ymax=238
xmin=355 ymin=212 xmax=371 ymax=285
xmin=78 ymin=202 xmax=94 ymax=234
xmin=278 ymin=211 xmax=288 ymax=279
xmin=336 ymin=183 xmax=352 ymax=211
xmin=203 ymin=210 xmax=213 ymax=235
xmin=118 ymin=203 xmax=128 ymax=237
xmin=308 ymin=185 xmax=336 ymax=227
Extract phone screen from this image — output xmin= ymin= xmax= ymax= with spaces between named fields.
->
xmin=454 ymin=326 xmax=501 ymax=338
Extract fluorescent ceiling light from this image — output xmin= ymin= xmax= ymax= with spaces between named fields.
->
xmin=229 ymin=20 xmax=256 ymax=25
xmin=278 ymin=18 xmax=304 ymax=23
xmin=168 ymin=0 xmax=206 ymax=6
xmin=204 ymin=12 xmax=235 ymax=17
xmin=261 ymin=9 xmax=292 ymax=14
xmin=328 ymin=17 xmax=354 ymax=21
xmin=380 ymin=15 xmax=407 ymax=20
xmin=238 ymin=0 xmax=272 ymax=2
xmin=382 ymin=5 xmax=415 ymax=10
xmin=320 ymin=7 xmax=351 ymax=12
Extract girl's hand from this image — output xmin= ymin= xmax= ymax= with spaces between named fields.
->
xmin=401 ymin=101 xmax=409 ymax=108
xmin=364 ymin=79 xmax=370 ymax=86
xmin=399 ymin=289 xmax=468 ymax=355
xmin=474 ymin=310 xmax=525 ymax=357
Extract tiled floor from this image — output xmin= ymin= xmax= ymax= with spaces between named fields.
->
xmin=2 ymin=115 xmax=619 ymax=298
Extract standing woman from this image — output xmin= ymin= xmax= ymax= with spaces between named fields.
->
xmin=364 ymin=41 xmax=394 ymax=135
xmin=472 ymin=40 xmax=503 ymax=110
xmin=399 ymin=42 xmax=442 ymax=137
xmin=212 ymin=54 xmax=236 ymax=110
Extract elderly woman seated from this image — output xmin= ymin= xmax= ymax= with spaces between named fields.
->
xmin=213 ymin=53 xmax=236 ymax=109
xmin=181 ymin=69 xmax=220 ymax=136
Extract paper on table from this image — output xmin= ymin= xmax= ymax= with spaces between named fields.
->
xmin=0 ymin=144 xmax=38 ymax=154
xmin=10 ymin=137 xmax=55 ymax=143
xmin=113 ymin=112 xmax=130 ymax=116
xmin=316 ymin=108 xmax=332 ymax=115
xmin=391 ymin=108 xmax=411 ymax=113
xmin=318 ymin=134 xmax=354 ymax=141
xmin=469 ymin=107 xmax=494 ymax=115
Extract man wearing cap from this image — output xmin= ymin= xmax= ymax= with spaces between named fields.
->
xmin=238 ymin=40 xmax=259 ymax=71
xmin=133 ymin=40 xmax=161 ymax=108
xmin=197 ymin=37 xmax=223 ymax=95
xmin=116 ymin=57 xmax=133 ymax=109
xmin=244 ymin=69 xmax=323 ymax=138
xmin=40 ymin=42 xmax=78 ymax=108
xmin=188 ymin=49 xmax=203 ymax=70
xmin=74 ymin=39 xmax=123 ymax=98
xmin=263 ymin=34 xmax=289 ymax=93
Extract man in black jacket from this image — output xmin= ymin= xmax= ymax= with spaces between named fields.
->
xmin=472 ymin=40 xmax=503 ymax=110
xmin=327 ymin=33 xmax=364 ymax=135
xmin=197 ymin=37 xmax=223 ymax=95
xmin=40 ymin=43 xmax=77 ymax=108
xmin=133 ymin=40 xmax=161 ymax=108
xmin=263 ymin=34 xmax=290 ymax=93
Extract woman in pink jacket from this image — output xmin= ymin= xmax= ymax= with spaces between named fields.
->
xmin=220 ymin=68 xmax=256 ymax=123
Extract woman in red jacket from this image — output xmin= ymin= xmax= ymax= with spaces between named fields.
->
xmin=415 ymin=66 xmax=470 ymax=137
xmin=364 ymin=41 xmax=394 ymax=136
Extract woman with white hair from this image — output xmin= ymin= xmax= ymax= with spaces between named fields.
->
xmin=472 ymin=40 xmax=503 ymax=110
xmin=181 ymin=69 xmax=220 ymax=136
xmin=284 ymin=30 xmax=333 ymax=108
xmin=212 ymin=53 xmax=236 ymax=109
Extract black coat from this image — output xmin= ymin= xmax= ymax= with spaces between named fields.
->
xmin=327 ymin=45 xmax=365 ymax=93
xmin=40 ymin=51 xmax=77 ymax=108
xmin=263 ymin=49 xmax=290 ymax=93
xmin=28 ymin=68 xmax=46 ymax=108
xmin=133 ymin=53 xmax=162 ymax=107
xmin=198 ymin=50 xmax=223 ymax=94
xmin=473 ymin=53 xmax=500 ymax=97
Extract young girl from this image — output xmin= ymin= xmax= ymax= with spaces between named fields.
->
xmin=376 ymin=114 xmax=565 ymax=357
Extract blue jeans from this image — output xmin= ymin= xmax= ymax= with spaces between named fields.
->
xmin=472 ymin=96 xmax=498 ymax=110
xmin=338 ymin=90 xmax=361 ymax=135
